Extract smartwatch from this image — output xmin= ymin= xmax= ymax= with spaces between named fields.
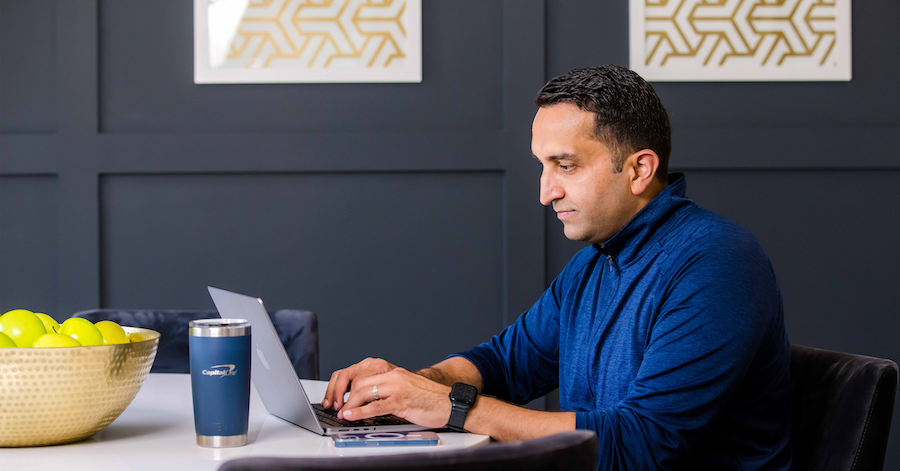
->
xmin=447 ymin=382 xmax=478 ymax=432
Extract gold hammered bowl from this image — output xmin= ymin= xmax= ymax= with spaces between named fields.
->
xmin=0 ymin=327 xmax=159 ymax=447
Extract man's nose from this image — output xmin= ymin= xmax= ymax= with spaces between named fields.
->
xmin=539 ymin=169 xmax=563 ymax=206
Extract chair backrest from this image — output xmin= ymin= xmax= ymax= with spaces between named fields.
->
xmin=72 ymin=309 xmax=319 ymax=379
xmin=791 ymin=345 xmax=898 ymax=471
xmin=217 ymin=430 xmax=598 ymax=471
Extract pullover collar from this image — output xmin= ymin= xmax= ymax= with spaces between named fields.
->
xmin=595 ymin=173 xmax=692 ymax=269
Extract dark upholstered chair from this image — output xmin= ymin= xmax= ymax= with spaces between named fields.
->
xmin=217 ymin=430 xmax=598 ymax=471
xmin=73 ymin=309 xmax=319 ymax=380
xmin=791 ymin=345 xmax=898 ymax=471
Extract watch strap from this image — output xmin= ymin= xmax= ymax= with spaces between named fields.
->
xmin=447 ymin=400 xmax=471 ymax=432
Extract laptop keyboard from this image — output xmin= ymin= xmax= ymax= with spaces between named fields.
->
xmin=313 ymin=403 xmax=411 ymax=428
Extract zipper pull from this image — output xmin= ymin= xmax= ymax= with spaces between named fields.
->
xmin=606 ymin=254 xmax=613 ymax=272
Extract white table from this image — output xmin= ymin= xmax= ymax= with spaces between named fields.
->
xmin=0 ymin=374 xmax=490 ymax=471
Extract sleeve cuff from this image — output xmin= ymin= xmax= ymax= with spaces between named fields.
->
xmin=575 ymin=410 xmax=592 ymax=431
xmin=446 ymin=347 xmax=507 ymax=399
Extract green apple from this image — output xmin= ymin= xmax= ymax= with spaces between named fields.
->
xmin=35 ymin=313 xmax=60 ymax=334
xmin=0 ymin=332 xmax=16 ymax=348
xmin=59 ymin=318 xmax=104 ymax=346
xmin=33 ymin=333 xmax=82 ymax=348
xmin=94 ymin=320 xmax=128 ymax=345
xmin=0 ymin=309 xmax=47 ymax=347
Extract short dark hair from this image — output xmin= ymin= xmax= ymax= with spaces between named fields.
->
xmin=535 ymin=65 xmax=671 ymax=180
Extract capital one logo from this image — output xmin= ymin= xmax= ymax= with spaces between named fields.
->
xmin=202 ymin=364 xmax=237 ymax=377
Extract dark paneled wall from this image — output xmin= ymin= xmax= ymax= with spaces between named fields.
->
xmin=0 ymin=0 xmax=546 ymax=380
xmin=0 ymin=0 xmax=56 ymax=133
xmin=99 ymin=2 xmax=504 ymax=133
xmin=0 ymin=176 xmax=58 ymax=308
xmin=2 ymin=0 xmax=898 ymax=467
xmin=100 ymin=172 xmax=505 ymax=371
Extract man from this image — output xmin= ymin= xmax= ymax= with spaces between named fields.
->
xmin=322 ymin=65 xmax=792 ymax=470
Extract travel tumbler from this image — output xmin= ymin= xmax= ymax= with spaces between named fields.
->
xmin=189 ymin=318 xmax=251 ymax=447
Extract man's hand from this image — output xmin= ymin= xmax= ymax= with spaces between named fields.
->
xmin=322 ymin=357 xmax=398 ymax=411
xmin=322 ymin=357 xmax=576 ymax=440
xmin=337 ymin=367 xmax=453 ymax=429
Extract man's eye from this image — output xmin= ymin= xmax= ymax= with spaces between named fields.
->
xmin=560 ymin=164 xmax=575 ymax=172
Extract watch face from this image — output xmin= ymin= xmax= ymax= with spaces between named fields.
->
xmin=451 ymin=383 xmax=477 ymax=406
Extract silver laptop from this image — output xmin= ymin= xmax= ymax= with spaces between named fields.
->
xmin=207 ymin=286 xmax=431 ymax=436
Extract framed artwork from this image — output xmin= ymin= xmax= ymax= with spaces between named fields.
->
xmin=629 ymin=0 xmax=852 ymax=82
xmin=194 ymin=0 xmax=422 ymax=84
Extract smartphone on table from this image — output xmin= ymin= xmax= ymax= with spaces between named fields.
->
xmin=332 ymin=431 xmax=440 ymax=447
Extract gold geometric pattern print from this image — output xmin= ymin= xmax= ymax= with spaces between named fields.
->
xmin=224 ymin=0 xmax=408 ymax=69
xmin=630 ymin=0 xmax=851 ymax=81
xmin=645 ymin=0 xmax=837 ymax=68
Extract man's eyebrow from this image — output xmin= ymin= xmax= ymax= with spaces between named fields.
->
xmin=532 ymin=153 xmax=577 ymax=162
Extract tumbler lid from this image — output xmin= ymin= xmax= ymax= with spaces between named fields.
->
xmin=189 ymin=319 xmax=250 ymax=337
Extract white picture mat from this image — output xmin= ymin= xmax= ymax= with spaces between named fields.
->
xmin=629 ymin=0 xmax=852 ymax=82
xmin=194 ymin=0 xmax=422 ymax=84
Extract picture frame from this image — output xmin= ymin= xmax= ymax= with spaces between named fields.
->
xmin=629 ymin=0 xmax=852 ymax=82
xmin=194 ymin=0 xmax=422 ymax=84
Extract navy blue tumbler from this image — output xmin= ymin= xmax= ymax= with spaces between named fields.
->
xmin=189 ymin=319 xmax=251 ymax=447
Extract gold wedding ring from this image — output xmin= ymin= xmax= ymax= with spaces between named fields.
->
xmin=373 ymin=384 xmax=380 ymax=401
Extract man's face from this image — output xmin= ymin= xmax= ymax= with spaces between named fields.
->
xmin=531 ymin=103 xmax=641 ymax=246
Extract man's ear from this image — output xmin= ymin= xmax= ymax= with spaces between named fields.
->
xmin=626 ymin=149 xmax=660 ymax=196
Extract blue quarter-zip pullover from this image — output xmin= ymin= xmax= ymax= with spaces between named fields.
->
xmin=454 ymin=174 xmax=792 ymax=470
